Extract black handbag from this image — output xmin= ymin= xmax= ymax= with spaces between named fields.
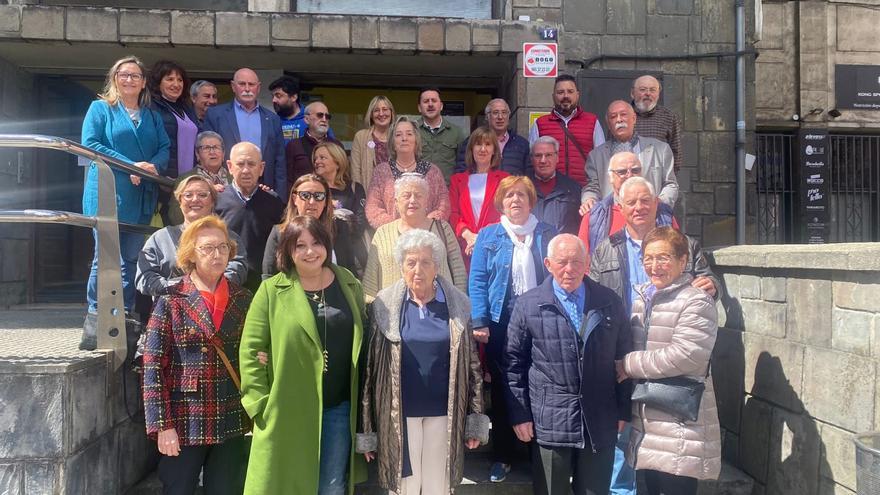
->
xmin=631 ymin=372 xmax=707 ymax=423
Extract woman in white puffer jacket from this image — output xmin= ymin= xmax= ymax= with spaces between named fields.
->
xmin=616 ymin=226 xmax=721 ymax=495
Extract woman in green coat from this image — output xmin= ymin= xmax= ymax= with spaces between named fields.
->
xmin=239 ymin=215 xmax=367 ymax=494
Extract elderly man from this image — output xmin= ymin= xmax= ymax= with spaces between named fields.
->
xmin=582 ymin=101 xmax=678 ymax=214
xmin=214 ymin=142 xmax=285 ymax=293
xmin=416 ymin=87 xmax=465 ymax=182
xmin=204 ymin=68 xmax=288 ymax=198
xmin=529 ymin=75 xmax=605 ymax=187
xmin=454 ymin=98 xmax=531 ymax=175
xmin=589 ymin=176 xmax=718 ymax=495
xmin=632 ymin=75 xmax=684 ymax=172
xmin=506 ymin=233 xmax=632 ymax=495
xmin=270 ymin=76 xmax=337 ymax=145
xmin=577 ymin=152 xmax=677 ymax=254
xmin=190 ymin=80 xmax=217 ymax=125
xmin=285 ymin=101 xmax=343 ymax=187
xmin=529 ymin=136 xmax=582 ymax=235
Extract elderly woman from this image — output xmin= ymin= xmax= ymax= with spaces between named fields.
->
xmin=616 ymin=226 xmax=721 ymax=494
xmin=241 ymin=216 xmax=367 ymax=494
xmin=167 ymin=131 xmax=231 ymax=225
xmin=468 ymin=175 xmax=557 ymax=482
xmin=263 ymin=174 xmax=362 ymax=277
xmin=364 ymin=116 xmax=450 ymax=229
xmin=358 ymin=229 xmax=489 ymax=495
xmin=143 ymin=215 xmax=251 ymax=494
xmin=80 ymin=55 xmax=169 ymax=350
xmin=137 ymin=175 xmax=248 ymax=297
xmin=363 ymin=174 xmax=467 ymax=300
xmin=449 ymin=126 xmax=509 ymax=262
xmin=350 ymin=95 xmax=395 ymax=190
xmin=148 ymin=60 xmax=200 ymax=225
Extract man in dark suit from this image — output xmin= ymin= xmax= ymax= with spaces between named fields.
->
xmin=204 ymin=68 xmax=288 ymax=200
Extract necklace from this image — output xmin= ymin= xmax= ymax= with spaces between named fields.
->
xmin=304 ymin=287 xmax=329 ymax=374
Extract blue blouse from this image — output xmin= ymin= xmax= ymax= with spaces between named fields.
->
xmin=400 ymin=284 xmax=451 ymax=418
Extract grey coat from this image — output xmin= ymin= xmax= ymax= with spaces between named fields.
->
xmin=582 ymin=136 xmax=679 ymax=207
xmin=357 ymin=277 xmax=489 ymax=493
xmin=135 ymin=224 xmax=248 ymax=297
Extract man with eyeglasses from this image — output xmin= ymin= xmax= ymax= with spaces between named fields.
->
xmin=581 ymin=100 xmax=678 ymax=215
xmin=588 ymin=176 xmax=718 ymax=495
xmin=528 ymin=136 xmax=582 ymax=235
xmin=416 ymin=87 xmax=465 ymax=183
xmin=631 ymin=75 xmax=684 ymax=172
xmin=285 ymin=101 xmax=343 ymax=186
xmin=454 ymin=98 xmax=531 ymax=176
xmin=214 ymin=142 xmax=285 ymax=292
xmin=204 ymin=68 xmax=288 ymax=200
xmin=577 ymin=152 xmax=678 ymax=254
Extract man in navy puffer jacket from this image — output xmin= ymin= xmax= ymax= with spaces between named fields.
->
xmin=505 ymin=233 xmax=633 ymax=495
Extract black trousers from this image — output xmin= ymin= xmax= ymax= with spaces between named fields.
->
xmin=487 ymin=317 xmax=520 ymax=465
xmin=157 ymin=435 xmax=248 ymax=495
xmin=642 ymin=469 xmax=698 ymax=495
xmin=531 ymin=442 xmax=615 ymax=495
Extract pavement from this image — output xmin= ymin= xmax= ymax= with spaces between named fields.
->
xmin=0 ymin=303 xmax=105 ymax=370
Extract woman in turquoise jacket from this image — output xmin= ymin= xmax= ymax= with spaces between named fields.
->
xmin=240 ymin=215 xmax=367 ymax=495
xmin=80 ymin=55 xmax=169 ymax=350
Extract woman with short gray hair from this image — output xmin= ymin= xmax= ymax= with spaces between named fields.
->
xmin=358 ymin=229 xmax=489 ymax=495
xmin=363 ymin=175 xmax=467 ymax=299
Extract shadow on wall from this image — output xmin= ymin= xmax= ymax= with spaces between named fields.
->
xmin=714 ymin=276 xmax=832 ymax=495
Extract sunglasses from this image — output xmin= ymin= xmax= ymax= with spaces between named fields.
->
xmin=611 ymin=167 xmax=642 ymax=177
xmin=311 ymin=112 xmax=332 ymax=121
xmin=295 ymin=191 xmax=327 ymax=202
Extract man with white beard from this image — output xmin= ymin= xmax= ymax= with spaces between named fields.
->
xmin=580 ymin=101 xmax=678 ymax=214
xmin=631 ymin=75 xmax=684 ymax=173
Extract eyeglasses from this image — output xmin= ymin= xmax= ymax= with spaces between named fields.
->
xmin=116 ymin=72 xmax=143 ymax=81
xmin=311 ymin=112 xmax=332 ymax=121
xmin=182 ymin=192 xmax=211 ymax=200
xmin=642 ymin=255 xmax=674 ymax=267
xmin=296 ymin=191 xmax=327 ymax=202
xmin=198 ymin=145 xmax=222 ymax=152
xmin=611 ymin=167 xmax=642 ymax=177
xmin=195 ymin=243 xmax=230 ymax=256
xmin=533 ymin=152 xmax=557 ymax=160
xmin=489 ymin=110 xmax=510 ymax=117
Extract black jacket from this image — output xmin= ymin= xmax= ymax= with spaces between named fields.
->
xmin=589 ymin=229 xmax=722 ymax=314
xmin=531 ymin=172 xmax=582 ymax=235
xmin=505 ymin=276 xmax=632 ymax=451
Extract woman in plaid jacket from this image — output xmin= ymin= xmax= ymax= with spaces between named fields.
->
xmin=143 ymin=215 xmax=252 ymax=495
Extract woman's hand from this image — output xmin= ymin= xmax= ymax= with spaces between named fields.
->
xmin=157 ymin=428 xmax=180 ymax=456
xmin=257 ymin=351 xmax=269 ymax=366
xmin=472 ymin=327 xmax=489 ymax=344
xmin=213 ymin=183 xmax=226 ymax=193
xmin=615 ymin=359 xmax=628 ymax=383
xmin=462 ymin=230 xmax=477 ymax=256
xmin=364 ymin=451 xmax=376 ymax=462
xmin=465 ymin=438 xmax=480 ymax=449
xmin=426 ymin=210 xmax=443 ymax=221
xmin=129 ymin=161 xmax=158 ymax=186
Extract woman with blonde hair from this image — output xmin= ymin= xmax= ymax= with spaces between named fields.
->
xmin=350 ymin=95 xmax=395 ymax=190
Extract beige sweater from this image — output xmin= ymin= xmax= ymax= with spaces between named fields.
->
xmin=362 ymin=219 xmax=468 ymax=299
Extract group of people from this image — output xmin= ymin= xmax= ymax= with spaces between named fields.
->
xmin=79 ymin=53 xmax=721 ymax=495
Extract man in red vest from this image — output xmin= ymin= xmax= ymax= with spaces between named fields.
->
xmin=529 ymin=74 xmax=605 ymax=191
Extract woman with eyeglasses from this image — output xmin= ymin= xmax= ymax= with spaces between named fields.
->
xmin=143 ymin=215 xmax=251 ymax=495
xmin=263 ymin=174 xmax=361 ymax=278
xmin=166 ymin=131 xmax=232 ymax=226
xmin=350 ymin=95 xmax=395 ymax=191
xmin=79 ymin=54 xmax=170 ymax=350
xmin=137 ymin=175 xmax=248 ymax=299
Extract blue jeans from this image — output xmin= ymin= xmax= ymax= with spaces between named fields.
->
xmin=319 ymin=401 xmax=351 ymax=495
xmin=610 ymin=423 xmax=636 ymax=495
xmin=86 ymin=229 xmax=144 ymax=314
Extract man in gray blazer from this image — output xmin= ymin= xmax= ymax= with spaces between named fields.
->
xmin=580 ymin=100 xmax=678 ymax=215
xmin=204 ymin=67 xmax=288 ymax=200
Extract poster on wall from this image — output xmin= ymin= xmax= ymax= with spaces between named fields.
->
xmin=835 ymin=65 xmax=880 ymax=110
xmin=798 ymin=128 xmax=830 ymax=244
xmin=523 ymin=43 xmax=558 ymax=78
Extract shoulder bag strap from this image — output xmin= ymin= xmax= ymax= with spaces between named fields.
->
xmin=557 ymin=120 xmax=589 ymax=160
xmin=212 ymin=342 xmax=242 ymax=391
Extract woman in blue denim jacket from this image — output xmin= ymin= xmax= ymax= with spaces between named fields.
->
xmin=468 ymin=175 xmax=556 ymax=482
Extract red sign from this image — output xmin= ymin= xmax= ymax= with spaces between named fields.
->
xmin=523 ymin=42 xmax=558 ymax=78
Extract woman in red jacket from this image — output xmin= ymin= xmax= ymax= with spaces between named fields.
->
xmin=448 ymin=126 xmax=509 ymax=267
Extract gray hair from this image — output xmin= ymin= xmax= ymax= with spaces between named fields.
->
xmin=484 ymin=98 xmax=510 ymax=118
xmin=393 ymin=173 xmax=429 ymax=199
xmin=547 ymin=233 xmax=587 ymax=260
xmin=190 ymin=80 xmax=216 ymax=99
xmin=619 ymin=176 xmax=655 ymax=199
xmin=393 ymin=229 xmax=444 ymax=268
xmin=196 ymin=130 xmax=224 ymax=148
xmin=532 ymin=135 xmax=559 ymax=154
xmin=304 ymin=101 xmax=328 ymax=115
xmin=608 ymin=151 xmax=641 ymax=172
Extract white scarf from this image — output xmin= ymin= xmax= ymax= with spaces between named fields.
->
xmin=500 ymin=214 xmax=539 ymax=296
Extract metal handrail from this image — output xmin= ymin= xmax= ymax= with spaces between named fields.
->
xmin=0 ymin=134 xmax=173 ymax=370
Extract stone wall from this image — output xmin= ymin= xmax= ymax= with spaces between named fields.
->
xmin=709 ymin=243 xmax=880 ymax=495
xmin=756 ymin=0 xmax=880 ymax=130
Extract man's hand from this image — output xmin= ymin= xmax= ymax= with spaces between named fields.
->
xmin=692 ymin=276 xmax=717 ymax=297
xmin=513 ymin=422 xmax=534 ymax=442
xmin=466 ymin=438 xmax=481 ymax=449
xmin=472 ymin=327 xmax=489 ymax=344
xmin=618 ymin=421 xmax=626 ymax=433
xmin=258 ymin=183 xmax=275 ymax=194
xmin=579 ymin=198 xmax=597 ymax=216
